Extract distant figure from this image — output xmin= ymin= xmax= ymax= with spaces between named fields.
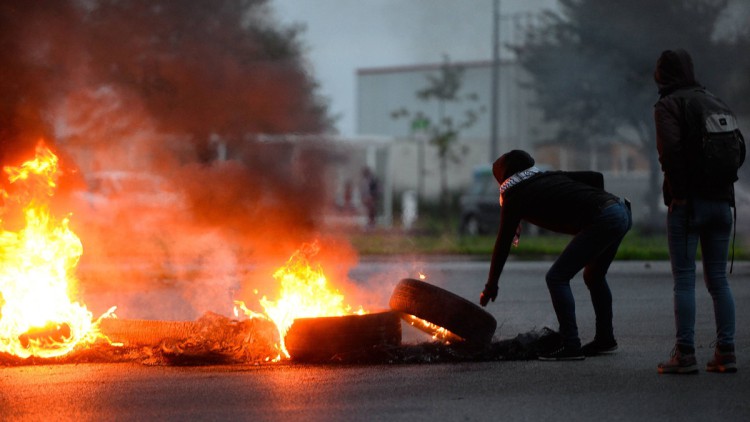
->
xmin=342 ymin=180 xmax=354 ymax=212
xmin=360 ymin=167 xmax=379 ymax=227
xmin=653 ymin=49 xmax=746 ymax=374
xmin=401 ymin=190 xmax=417 ymax=230
xmin=480 ymin=150 xmax=632 ymax=361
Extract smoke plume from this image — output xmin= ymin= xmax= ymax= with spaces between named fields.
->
xmin=0 ymin=0 xmax=353 ymax=320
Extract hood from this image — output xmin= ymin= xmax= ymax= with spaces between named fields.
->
xmin=654 ymin=49 xmax=700 ymax=97
xmin=492 ymin=150 xmax=535 ymax=183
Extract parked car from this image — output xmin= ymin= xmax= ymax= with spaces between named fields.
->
xmin=459 ymin=166 xmax=500 ymax=235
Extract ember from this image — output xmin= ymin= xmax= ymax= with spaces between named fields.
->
xmin=403 ymin=314 xmax=463 ymax=343
xmin=0 ymin=142 xmax=110 ymax=359
xmin=17 ymin=322 xmax=71 ymax=349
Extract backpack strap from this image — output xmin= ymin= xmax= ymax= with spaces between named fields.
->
xmin=730 ymin=185 xmax=736 ymax=274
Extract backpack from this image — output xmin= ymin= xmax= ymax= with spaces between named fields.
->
xmin=676 ymin=87 xmax=746 ymax=272
xmin=680 ymin=88 xmax=746 ymax=186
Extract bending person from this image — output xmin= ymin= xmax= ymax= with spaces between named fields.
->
xmin=480 ymin=150 xmax=632 ymax=361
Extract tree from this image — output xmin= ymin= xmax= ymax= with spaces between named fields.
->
xmin=0 ymin=0 xmax=85 ymax=164
xmin=83 ymin=0 xmax=331 ymax=156
xmin=514 ymin=0 xmax=750 ymax=228
xmin=0 ymin=0 xmax=330 ymax=162
xmin=0 ymin=0 xmax=335 ymax=261
xmin=392 ymin=56 xmax=485 ymax=214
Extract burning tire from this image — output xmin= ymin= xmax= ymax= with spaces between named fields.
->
xmin=389 ymin=278 xmax=497 ymax=345
xmin=284 ymin=311 xmax=402 ymax=362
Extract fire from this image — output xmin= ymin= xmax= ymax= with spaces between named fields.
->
xmin=404 ymin=314 xmax=462 ymax=343
xmin=0 ymin=141 xmax=106 ymax=358
xmin=249 ymin=241 xmax=364 ymax=358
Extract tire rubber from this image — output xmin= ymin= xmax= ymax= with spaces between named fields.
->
xmin=389 ymin=278 xmax=497 ymax=345
xmin=285 ymin=311 xmax=402 ymax=362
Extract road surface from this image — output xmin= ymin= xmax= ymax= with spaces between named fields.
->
xmin=1 ymin=259 xmax=749 ymax=421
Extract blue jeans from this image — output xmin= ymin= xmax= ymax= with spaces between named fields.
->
xmin=667 ymin=199 xmax=735 ymax=349
xmin=546 ymin=199 xmax=632 ymax=347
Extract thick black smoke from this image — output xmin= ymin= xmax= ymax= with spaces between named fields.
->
xmin=0 ymin=0 xmax=355 ymax=320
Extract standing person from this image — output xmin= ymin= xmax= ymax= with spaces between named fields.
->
xmin=360 ymin=167 xmax=379 ymax=227
xmin=653 ymin=49 xmax=745 ymax=374
xmin=480 ymin=150 xmax=632 ymax=360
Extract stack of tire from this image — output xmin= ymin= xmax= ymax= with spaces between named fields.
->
xmin=284 ymin=278 xmax=497 ymax=362
xmin=389 ymin=278 xmax=497 ymax=346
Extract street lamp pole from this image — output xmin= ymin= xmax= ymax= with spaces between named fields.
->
xmin=490 ymin=0 xmax=500 ymax=160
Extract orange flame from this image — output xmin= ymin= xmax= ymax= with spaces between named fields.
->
xmin=240 ymin=241 xmax=364 ymax=359
xmin=403 ymin=314 xmax=462 ymax=343
xmin=0 ymin=141 xmax=109 ymax=358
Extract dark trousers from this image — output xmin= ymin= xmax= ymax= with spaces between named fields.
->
xmin=545 ymin=199 xmax=632 ymax=347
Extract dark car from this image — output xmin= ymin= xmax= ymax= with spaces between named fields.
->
xmin=459 ymin=166 xmax=500 ymax=235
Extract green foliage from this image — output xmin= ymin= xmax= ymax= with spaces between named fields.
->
xmin=511 ymin=232 xmax=672 ymax=260
xmin=85 ymin=0 xmax=330 ymax=142
xmin=0 ymin=0 xmax=331 ymax=155
xmin=514 ymin=0 xmax=750 ymax=223
xmin=518 ymin=0 xmax=749 ymax=139
xmin=350 ymin=230 xmax=750 ymax=261
xmin=391 ymin=56 xmax=485 ymax=212
xmin=367 ymin=190 xmax=748 ymax=261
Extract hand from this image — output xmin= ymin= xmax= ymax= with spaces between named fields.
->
xmin=480 ymin=283 xmax=498 ymax=307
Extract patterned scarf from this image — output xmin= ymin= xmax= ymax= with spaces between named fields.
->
xmin=498 ymin=166 xmax=541 ymax=247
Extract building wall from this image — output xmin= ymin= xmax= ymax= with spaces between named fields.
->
xmin=359 ymin=60 xmax=557 ymax=150
xmin=386 ymin=136 xmax=490 ymax=200
xmin=536 ymin=143 xmax=650 ymax=175
xmin=357 ymin=60 xmax=556 ymax=200
xmin=355 ymin=59 xmax=671 ymax=225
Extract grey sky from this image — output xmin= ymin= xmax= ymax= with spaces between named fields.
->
xmin=271 ymin=0 xmax=749 ymax=137
xmin=271 ymin=0 xmax=558 ymax=137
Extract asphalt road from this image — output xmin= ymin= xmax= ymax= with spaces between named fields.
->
xmin=2 ymin=259 xmax=749 ymax=421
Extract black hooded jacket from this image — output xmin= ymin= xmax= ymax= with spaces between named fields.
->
xmin=654 ymin=49 xmax=745 ymax=205
xmin=486 ymin=151 xmax=618 ymax=287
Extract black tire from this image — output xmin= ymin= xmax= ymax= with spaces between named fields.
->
xmin=285 ymin=311 xmax=402 ymax=362
xmin=389 ymin=278 xmax=497 ymax=345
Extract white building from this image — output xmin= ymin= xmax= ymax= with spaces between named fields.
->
xmin=356 ymin=59 xmax=553 ymax=200
xmin=355 ymin=59 xmax=653 ymax=223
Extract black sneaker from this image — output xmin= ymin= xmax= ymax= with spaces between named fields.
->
xmin=538 ymin=344 xmax=585 ymax=361
xmin=581 ymin=338 xmax=618 ymax=356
